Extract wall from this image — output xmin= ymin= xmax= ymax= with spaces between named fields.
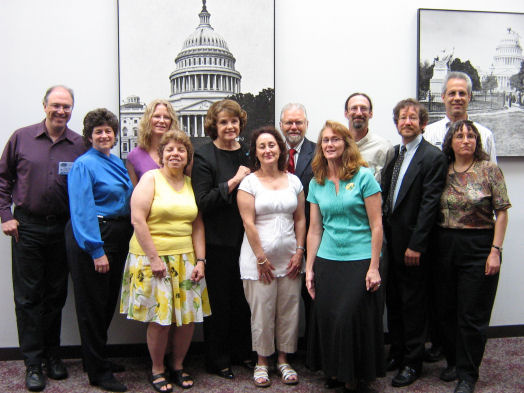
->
xmin=0 ymin=0 xmax=522 ymax=348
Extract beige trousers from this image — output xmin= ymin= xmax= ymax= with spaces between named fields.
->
xmin=243 ymin=275 xmax=302 ymax=357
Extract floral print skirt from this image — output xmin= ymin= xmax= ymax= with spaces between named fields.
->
xmin=120 ymin=252 xmax=211 ymax=326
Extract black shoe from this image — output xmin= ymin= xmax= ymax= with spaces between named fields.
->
xmin=454 ymin=379 xmax=475 ymax=393
xmin=90 ymin=375 xmax=128 ymax=392
xmin=44 ymin=356 xmax=68 ymax=380
xmin=386 ymin=357 xmax=402 ymax=372
xmin=440 ymin=365 xmax=458 ymax=382
xmin=324 ymin=377 xmax=344 ymax=389
xmin=391 ymin=366 xmax=419 ymax=387
xmin=215 ymin=367 xmax=234 ymax=379
xmin=424 ymin=345 xmax=444 ymax=363
xmin=25 ymin=365 xmax=46 ymax=392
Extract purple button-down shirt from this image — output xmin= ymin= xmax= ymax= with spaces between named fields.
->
xmin=0 ymin=120 xmax=85 ymax=222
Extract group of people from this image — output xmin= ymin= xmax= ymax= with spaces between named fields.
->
xmin=0 ymin=70 xmax=510 ymax=393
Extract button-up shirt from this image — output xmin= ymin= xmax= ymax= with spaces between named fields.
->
xmin=0 ymin=120 xmax=85 ymax=222
xmin=392 ymin=134 xmax=423 ymax=208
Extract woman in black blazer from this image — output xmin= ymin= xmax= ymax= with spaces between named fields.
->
xmin=191 ymin=99 xmax=253 ymax=379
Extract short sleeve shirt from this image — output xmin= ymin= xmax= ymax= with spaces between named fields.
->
xmin=307 ymin=167 xmax=381 ymax=261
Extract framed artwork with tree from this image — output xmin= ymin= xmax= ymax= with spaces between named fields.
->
xmin=417 ymin=8 xmax=524 ymax=156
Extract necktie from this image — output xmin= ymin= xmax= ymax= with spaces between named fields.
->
xmin=387 ymin=145 xmax=407 ymax=211
xmin=287 ymin=148 xmax=296 ymax=174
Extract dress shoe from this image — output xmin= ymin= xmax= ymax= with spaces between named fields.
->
xmin=440 ymin=365 xmax=458 ymax=382
xmin=424 ymin=345 xmax=444 ymax=363
xmin=454 ymin=379 xmax=475 ymax=393
xmin=386 ymin=357 xmax=402 ymax=372
xmin=109 ymin=361 xmax=126 ymax=373
xmin=90 ymin=375 xmax=128 ymax=392
xmin=215 ymin=367 xmax=234 ymax=379
xmin=391 ymin=366 xmax=419 ymax=387
xmin=44 ymin=356 xmax=68 ymax=380
xmin=26 ymin=365 xmax=46 ymax=392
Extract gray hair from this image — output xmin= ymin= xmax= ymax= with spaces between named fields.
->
xmin=280 ymin=103 xmax=308 ymax=122
xmin=442 ymin=72 xmax=472 ymax=96
xmin=43 ymin=85 xmax=75 ymax=105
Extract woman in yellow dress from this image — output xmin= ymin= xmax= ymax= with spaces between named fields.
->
xmin=121 ymin=130 xmax=210 ymax=391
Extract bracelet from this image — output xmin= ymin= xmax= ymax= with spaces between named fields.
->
xmin=491 ymin=245 xmax=503 ymax=252
xmin=196 ymin=258 xmax=206 ymax=265
xmin=296 ymin=246 xmax=305 ymax=252
xmin=257 ymin=258 xmax=268 ymax=265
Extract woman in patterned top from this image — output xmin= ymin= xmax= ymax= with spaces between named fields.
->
xmin=434 ymin=120 xmax=510 ymax=393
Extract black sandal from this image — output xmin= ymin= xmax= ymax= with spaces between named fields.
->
xmin=149 ymin=372 xmax=173 ymax=393
xmin=172 ymin=369 xmax=194 ymax=389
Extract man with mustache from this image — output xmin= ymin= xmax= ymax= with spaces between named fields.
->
xmin=425 ymin=72 xmax=496 ymax=162
xmin=279 ymin=103 xmax=315 ymax=349
xmin=344 ymin=92 xmax=394 ymax=182
xmin=381 ymin=98 xmax=447 ymax=388
xmin=0 ymin=86 xmax=85 ymax=391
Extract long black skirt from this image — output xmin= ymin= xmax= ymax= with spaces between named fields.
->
xmin=306 ymin=257 xmax=385 ymax=383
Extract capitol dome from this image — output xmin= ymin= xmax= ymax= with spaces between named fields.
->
xmin=489 ymin=27 xmax=523 ymax=92
xmin=169 ymin=0 xmax=242 ymax=138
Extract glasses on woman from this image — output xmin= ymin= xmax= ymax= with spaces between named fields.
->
xmin=321 ymin=137 xmax=343 ymax=144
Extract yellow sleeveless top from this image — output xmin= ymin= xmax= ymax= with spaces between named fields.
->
xmin=129 ymin=170 xmax=197 ymax=255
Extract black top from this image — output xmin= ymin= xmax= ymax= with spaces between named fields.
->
xmin=191 ymin=141 xmax=249 ymax=248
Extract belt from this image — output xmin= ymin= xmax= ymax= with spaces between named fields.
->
xmin=97 ymin=215 xmax=130 ymax=223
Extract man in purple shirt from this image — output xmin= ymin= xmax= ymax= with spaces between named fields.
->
xmin=0 ymin=85 xmax=85 ymax=392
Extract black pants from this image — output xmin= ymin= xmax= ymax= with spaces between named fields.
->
xmin=434 ymin=228 xmax=499 ymax=384
xmin=386 ymin=249 xmax=428 ymax=372
xmin=12 ymin=207 xmax=69 ymax=366
xmin=203 ymin=245 xmax=252 ymax=371
xmin=65 ymin=218 xmax=132 ymax=384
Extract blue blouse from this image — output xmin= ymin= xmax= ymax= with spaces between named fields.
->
xmin=68 ymin=148 xmax=133 ymax=258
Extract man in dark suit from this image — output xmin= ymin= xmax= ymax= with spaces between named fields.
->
xmin=279 ymin=103 xmax=315 ymax=348
xmin=381 ymin=98 xmax=447 ymax=387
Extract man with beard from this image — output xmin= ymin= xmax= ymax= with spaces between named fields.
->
xmin=344 ymin=92 xmax=394 ymax=182
xmin=381 ymin=98 xmax=447 ymax=388
xmin=279 ymin=103 xmax=315 ymax=349
xmin=0 ymin=86 xmax=85 ymax=391
xmin=425 ymin=72 xmax=496 ymax=162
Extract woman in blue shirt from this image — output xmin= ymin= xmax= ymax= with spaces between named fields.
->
xmin=305 ymin=121 xmax=384 ymax=393
xmin=65 ymin=108 xmax=133 ymax=392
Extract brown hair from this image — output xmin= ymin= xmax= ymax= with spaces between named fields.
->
xmin=204 ymin=99 xmax=247 ymax=140
xmin=311 ymin=120 xmax=368 ymax=185
xmin=138 ymin=99 xmax=180 ymax=149
xmin=249 ymin=126 xmax=287 ymax=172
xmin=82 ymin=108 xmax=119 ymax=148
xmin=442 ymin=120 xmax=490 ymax=163
xmin=158 ymin=130 xmax=194 ymax=170
xmin=392 ymin=98 xmax=428 ymax=128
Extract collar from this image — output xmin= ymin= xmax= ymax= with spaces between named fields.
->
xmin=35 ymin=120 xmax=74 ymax=143
xmin=356 ymin=130 xmax=371 ymax=147
xmin=403 ymin=134 xmax=423 ymax=153
xmin=287 ymin=137 xmax=305 ymax=153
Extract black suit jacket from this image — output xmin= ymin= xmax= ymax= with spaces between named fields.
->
xmin=294 ymin=138 xmax=316 ymax=228
xmin=381 ymin=138 xmax=447 ymax=263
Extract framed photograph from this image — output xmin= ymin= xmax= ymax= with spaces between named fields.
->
xmin=118 ymin=0 xmax=275 ymax=157
xmin=417 ymin=8 xmax=524 ymax=157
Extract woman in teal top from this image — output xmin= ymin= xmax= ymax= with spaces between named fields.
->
xmin=305 ymin=120 xmax=384 ymax=393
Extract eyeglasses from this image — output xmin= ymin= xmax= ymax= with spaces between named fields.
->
xmin=49 ymin=103 xmax=73 ymax=113
xmin=283 ymin=120 xmax=305 ymax=127
xmin=348 ymin=106 xmax=370 ymax=113
xmin=321 ymin=137 xmax=343 ymax=144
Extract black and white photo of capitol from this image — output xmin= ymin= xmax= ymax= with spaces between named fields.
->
xmin=418 ymin=9 xmax=524 ymax=156
xmin=118 ymin=0 xmax=275 ymax=158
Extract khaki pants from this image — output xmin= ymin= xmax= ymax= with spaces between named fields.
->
xmin=243 ymin=275 xmax=302 ymax=357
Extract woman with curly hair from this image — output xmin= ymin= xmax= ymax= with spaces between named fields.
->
xmin=121 ymin=130 xmax=210 ymax=391
xmin=433 ymin=120 xmax=510 ymax=393
xmin=305 ymin=120 xmax=384 ymax=393
xmin=126 ymin=99 xmax=180 ymax=186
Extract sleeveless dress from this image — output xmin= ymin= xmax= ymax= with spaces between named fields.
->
xmin=120 ymin=170 xmax=211 ymax=326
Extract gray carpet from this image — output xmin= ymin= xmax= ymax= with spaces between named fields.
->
xmin=1 ymin=338 xmax=523 ymax=392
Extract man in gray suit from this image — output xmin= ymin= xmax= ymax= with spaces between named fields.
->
xmin=279 ymin=103 xmax=316 ymax=348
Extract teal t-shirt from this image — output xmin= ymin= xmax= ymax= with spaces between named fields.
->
xmin=307 ymin=166 xmax=381 ymax=261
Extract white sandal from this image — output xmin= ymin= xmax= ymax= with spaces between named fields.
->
xmin=277 ymin=363 xmax=299 ymax=385
xmin=253 ymin=364 xmax=271 ymax=388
